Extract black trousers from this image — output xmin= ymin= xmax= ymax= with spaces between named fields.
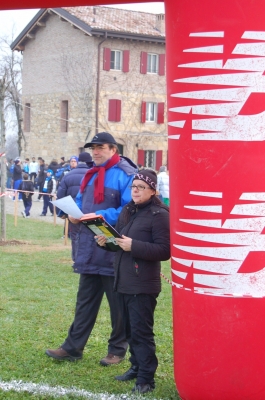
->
xmin=118 ymin=292 xmax=158 ymax=385
xmin=62 ymin=274 xmax=128 ymax=357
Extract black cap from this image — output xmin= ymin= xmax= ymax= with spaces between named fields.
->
xmin=133 ymin=169 xmax=157 ymax=190
xmin=78 ymin=152 xmax=92 ymax=163
xmin=84 ymin=132 xmax=117 ymax=148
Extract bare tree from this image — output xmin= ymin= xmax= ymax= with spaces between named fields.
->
xmin=0 ymin=28 xmax=24 ymax=157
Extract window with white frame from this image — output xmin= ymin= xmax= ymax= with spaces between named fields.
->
xmin=146 ymin=102 xmax=157 ymax=122
xmin=145 ymin=150 xmax=156 ymax=169
xmin=110 ymin=50 xmax=122 ymax=70
xmin=147 ymin=53 xmax=158 ymax=74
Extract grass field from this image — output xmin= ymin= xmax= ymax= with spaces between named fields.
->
xmin=0 ymin=214 xmax=179 ymax=399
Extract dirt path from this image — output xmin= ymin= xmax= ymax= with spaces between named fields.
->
xmin=3 ymin=192 xmax=64 ymax=224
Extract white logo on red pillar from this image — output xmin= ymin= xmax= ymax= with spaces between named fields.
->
xmin=169 ymin=31 xmax=265 ymax=141
xmin=172 ymin=191 xmax=265 ymax=297
xmin=170 ymin=31 xmax=265 ymax=297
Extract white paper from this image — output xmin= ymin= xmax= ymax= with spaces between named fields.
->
xmin=51 ymin=195 xmax=84 ymax=219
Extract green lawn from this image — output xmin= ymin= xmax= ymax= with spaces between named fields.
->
xmin=0 ymin=214 xmax=178 ymax=399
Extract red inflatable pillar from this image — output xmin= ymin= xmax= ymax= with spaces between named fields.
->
xmin=165 ymin=0 xmax=265 ymax=399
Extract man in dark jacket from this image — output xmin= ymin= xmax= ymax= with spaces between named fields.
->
xmin=46 ymin=132 xmax=137 ymax=366
xmin=13 ymin=158 xmax=23 ymax=200
xmin=36 ymin=158 xmax=46 ymax=201
xmin=57 ymin=152 xmax=93 ymax=260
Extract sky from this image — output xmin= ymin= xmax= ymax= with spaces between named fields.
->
xmin=0 ymin=2 xmax=165 ymax=38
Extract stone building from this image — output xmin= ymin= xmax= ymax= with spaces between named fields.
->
xmin=11 ymin=6 xmax=167 ymax=169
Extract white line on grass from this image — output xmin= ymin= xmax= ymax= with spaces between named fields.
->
xmin=0 ymin=379 xmax=159 ymax=399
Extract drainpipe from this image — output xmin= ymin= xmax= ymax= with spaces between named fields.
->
xmin=95 ymin=32 xmax=107 ymax=135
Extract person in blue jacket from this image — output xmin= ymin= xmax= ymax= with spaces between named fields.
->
xmin=46 ymin=132 xmax=137 ymax=366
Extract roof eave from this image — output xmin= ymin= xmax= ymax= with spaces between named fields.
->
xmin=90 ymin=29 xmax=165 ymax=44
xmin=11 ymin=8 xmax=47 ymax=51
xmin=11 ymin=7 xmax=93 ymax=52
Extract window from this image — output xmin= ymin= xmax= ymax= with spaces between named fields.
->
xmin=141 ymin=101 xmax=164 ymax=124
xmin=108 ymin=99 xmax=121 ymax=122
xmin=147 ymin=53 xmax=158 ymax=74
xmin=146 ymin=102 xmax=157 ymax=122
xmin=103 ymin=48 xmax=129 ymax=72
xmin=111 ymin=50 xmax=122 ymax=70
xmin=138 ymin=149 xmax=163 ymax=170
xmin=117 ymin=144 xmax=124 ymax=155
xmin=24 ymin=103 xmax=31 ymax=132
xmin=145 ymin=150 xmax=156 ymax=169
xmin=61 ymin=100 xmax=68 ymax=132
xmin=140 ymin=52 xmax=165 ymax=75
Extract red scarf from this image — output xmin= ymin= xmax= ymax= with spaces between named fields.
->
xmin=80 ymin=153 xmax=120 ymax=203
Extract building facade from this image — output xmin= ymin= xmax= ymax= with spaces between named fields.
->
xmin=12 ymin=6 xmax=167 ymax=169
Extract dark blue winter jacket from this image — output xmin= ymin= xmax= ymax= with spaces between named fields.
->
xmin=57 ymin=163 xmax=89 ymax=201
xmin=73 ymin=157 xmax=137 ymax=276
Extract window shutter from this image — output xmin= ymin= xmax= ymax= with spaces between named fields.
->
xmin=157 ymin=102 xmax=165 ymax=124
xmin=141 ymin=101 xmax=146 ymax=123
xmin=103 ymin=47 xmax=111 ymax=71
xmin=158 ymin=54 xmax=165 ymax=76
xmin=24 ymin=103 xmax=31 ymax=132
xmin=137 ymin=150 xmax=145 ymax=166
xmin=155 ymin=150 xmax=163 ymax=171
xmin=140 ymin=51 xmax=147 ymax=74
xmin=108 ymin=99 xmax=121 ymax=122
xmin=123 ymin=50 xmax=130 ymax=72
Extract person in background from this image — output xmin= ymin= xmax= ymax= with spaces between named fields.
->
xmin=29 ymin=157 xmax=39 ymax=182
xmin=45 ymin=132 xmax=137 ymax=366
xmin=18 ymin=173 xmax=34 ymax=218
xmin=40 ymin=169 xmax=56 ymax=216
xmin=57 ymin=152 xmax=93 ymax=260
xmin=13 ymin=158 xmax=23 ymax=200
xmin=157 ymin=166 xmax=169 ymax=206
xmin=23 ymin=158 xmax=30 ymax=174
xmin=6 ymin=158 xmax=13 ymax=189
xmin=36 ymin=158 xmax=45 ymax=201
xmin=59 ymin=156 xmax=66 ymax=166
xmin=48 ymin=158 xmax=60 ymax=175
xmin=96 ymin=169 xmax=170 ymax=394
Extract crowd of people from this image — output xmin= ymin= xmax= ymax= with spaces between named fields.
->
xmin=2 ymin=133 xmax=171 ymax=394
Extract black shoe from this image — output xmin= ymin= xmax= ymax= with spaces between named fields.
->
xmin=132 ymin=383 xmax=155 ymax=394
xmin=115 ymin=365 xmax=138 ymax=381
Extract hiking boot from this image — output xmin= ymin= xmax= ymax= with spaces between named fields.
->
xmin=45 ymin=347 xmax=82 ymax=361
xmin=115 ymin=365 xmax=138 ymax=381
xmin=100 ymin=353 xmax=124 ymax=366
xmin=132 ymin=383 xmax=155 ymax=394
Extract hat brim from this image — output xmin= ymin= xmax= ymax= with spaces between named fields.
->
xmin=84 ymin=141 xmax=116 ymax=148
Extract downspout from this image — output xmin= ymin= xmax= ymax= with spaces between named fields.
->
xmin=95 ymin=32 xmax=107 ymax=135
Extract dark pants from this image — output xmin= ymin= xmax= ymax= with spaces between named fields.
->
xmin=42 ymin=194 xmax=53 ymax=215
xmin=38 ymin=182 xmax=44 ymax=199
xmin=30 ymin=172 xmax=37 ymax=182
xmin=13 ymin=179 xmax=22 ymax=200
xmin=119 ymin=292 xmax=158 ymax=385
xmin=62 ymin=274 xmax=128 ymax=357
xmin=23 ymin=198 xmax=32 ymax=216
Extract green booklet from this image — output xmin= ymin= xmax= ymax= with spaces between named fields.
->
xmin=81 ymin=215 xmax=122 ymax=251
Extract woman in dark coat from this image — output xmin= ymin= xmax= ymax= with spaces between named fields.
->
xmin=97 ymin=169 xmax=170 ymax=394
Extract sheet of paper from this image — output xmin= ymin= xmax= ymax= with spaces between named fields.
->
xmin=51 ymin=195 xmax=84 ymax=219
